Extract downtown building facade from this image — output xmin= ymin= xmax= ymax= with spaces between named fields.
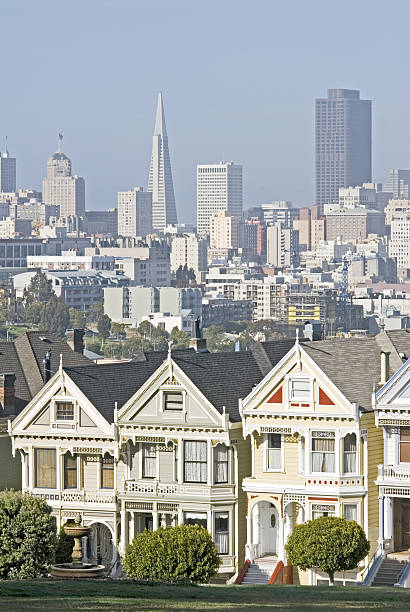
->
xmin=117 ymin=187 xmax=152 ymax=238
xmin=197 ymin=162 xmax=243 ymax=236
xmin=42 ymin=150 xmax=85 ymax=218
xmin=0 ymin=149 xmax=16 ymax=193
xmin=315 ymin=89 xmax=372 ymax=209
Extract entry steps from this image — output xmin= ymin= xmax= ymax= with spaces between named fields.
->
xmin=242 ymin=557 xmax=277 ymax=584
xmin=371 ymin=557 xmax=406 ymax=587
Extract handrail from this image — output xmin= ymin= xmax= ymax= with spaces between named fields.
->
xmin=235 ymin=559 xmax=250 ymax=585
xmin=268 ymin=560 xmax=284 ymax=585
xmin=394 ymin=559 xmax=410 ymax=587
xmin=360 ymin=545 xmax=382 ymax=586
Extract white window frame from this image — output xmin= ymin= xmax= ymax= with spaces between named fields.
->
xmin=50 ymin=397 xmax=77 ymax=428
xmin=62 ymin=452 xmax=81 ymax=491
xmin=310 ymin=430 xmax=336 ymax=475
xmin=263 ymin=433 xmax=284 ymax=472
xmin=342 ymin=503 xmax=359 ymax=523
xmin=140 ymin=443 xmax=158 ymax=480
xmin=213 ymin=508 xmax=231 ymax=556
xmin=159 ymin=387 xmax=186 ymax=416
xmin=285 ymin=375 xmax=313 ymax=409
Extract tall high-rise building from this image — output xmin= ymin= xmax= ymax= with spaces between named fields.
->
xmin=117 ymin=187 xmax=152 ymax=237
xmin=42 ymin=145 xmax=85 ymax=217
xmin=209 ymin=210 xmax=241 ymax=249
xmin=384 ymin=169 xmax=410 ymax=199
xmin=315 ymin=89 xmax=372 ymax=208
xmin=0 ymin=147 xmax=16 ymax=193
xmin=197 ymin=162 xmax=242 ymax=236
xmin=148 ymin=92 xmax=177 ymax=231
xmin=266 ymin=223 xmax=299 ymax=268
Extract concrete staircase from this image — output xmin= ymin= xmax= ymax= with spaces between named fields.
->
xmin=371 ymin=557 xmax=405 ymax=586
xmin=242 ymin=557 xmax=277 ymax=584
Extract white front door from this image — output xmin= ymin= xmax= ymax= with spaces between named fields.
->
xmin=259 ymin=505 xmax=277 ymax=555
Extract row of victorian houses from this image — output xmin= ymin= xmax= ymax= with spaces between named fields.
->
xmin=1 ymin=328 xmax=410 ymax=585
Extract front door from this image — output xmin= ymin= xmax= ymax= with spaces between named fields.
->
xmin=259 ymin=504 xmax=277 ymax=555
xmin=402 ymin=500 xmax=410 ymax=549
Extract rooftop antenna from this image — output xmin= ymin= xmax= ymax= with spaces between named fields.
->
xmin=58 ymin=132 xmax=63 ymax=153
xmin=4 ymin=135 xmax=8 ymax=155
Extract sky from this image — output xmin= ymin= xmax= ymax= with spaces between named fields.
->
xmin=2 ymin=0 xmax=410 ymax=223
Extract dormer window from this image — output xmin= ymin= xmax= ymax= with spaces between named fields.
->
xmin=56 ymin=402 xmax=74 ymax=421
xmin=290 ymin=378 xmax=311 ymax=400
xmin=164 ymin=391 xmax=183 ymax=411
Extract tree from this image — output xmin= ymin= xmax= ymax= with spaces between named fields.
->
xmin=23 ymin=302 xmax=43 ymax=327
xmin=69 ymin=308 xmax=86 ymax=330
xmin=40 ymin=295 xmax=71 ymax=338
xmin=55 ymin=521 xmax=75 ymax=564
xmin=123 ymin=524 xmax=220 ymax=584
xmin=203 ymin=325 xmax=235 ymax=352
xmin=97 ymin=314 xmax=112 ymax=341
xmin=86 ymin=302 xmax=104 ymax=325
xmin=23 ymin=270 xmax=54 ymax=306
xmin=285 ymin=516 xmax=369 ymax=585
xmin=111 ymin=321 xmax=126 ymax=338
xmin=170 ymin=326 xmax=190 ymax=350
xmin=0 ymin=490 xmax=57 ymax=579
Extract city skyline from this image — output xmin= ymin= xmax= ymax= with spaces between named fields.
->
xmin=2 ymin=0 xmax=410 ymax=222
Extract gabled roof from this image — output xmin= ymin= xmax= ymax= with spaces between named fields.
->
xmin=63 ymin=343 xmax=296 ymax=424
xmin=0 ymin=331 xmax=91 ymax=415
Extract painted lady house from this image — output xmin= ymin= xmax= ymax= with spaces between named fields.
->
xmin=239 ymin=331 xmax=410 ymax=585
xmin=9 ymin=339 xmax=294 ymax=578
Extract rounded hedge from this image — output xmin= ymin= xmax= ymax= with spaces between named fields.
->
xmin=123 ymin=524 xmax=221 ymax=583
xmin=285 ymin=516 xmax=370 ymax=584
xmin=0 ymin=490 xmax=57 ymax=579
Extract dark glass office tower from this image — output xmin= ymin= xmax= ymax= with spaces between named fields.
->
xmin=315 ymin=89 xmax=372 ymax=210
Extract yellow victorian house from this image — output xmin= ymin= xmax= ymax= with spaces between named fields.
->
xmin=239 ymin=332 xmax=410 ymax=585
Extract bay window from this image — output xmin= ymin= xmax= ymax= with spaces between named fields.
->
xmin=184 ymin=441 xmax=207 ymax=483
xmin=311 ymin=431 xmax=335 ymax=472
xmin=142 ymin=443 xmax=157 ymax=479
xmin=214 ymin=512 xmax=229 ymax=554
xmin=400 ymin=427 xmax=410 ymax=462
xmin=343 ymin=433 xmax=357 ymax=474
xmin=214 ymin=444 xmax=228 ymax=484
xmin=64 ymin=453 xmax=77 ymax=489
xmin=35 ymin=448 xmax=56 ymax=489
xmin=266 ymin=433 xmax=282 ymax=470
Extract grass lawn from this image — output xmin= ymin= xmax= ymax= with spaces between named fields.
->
xmin=0 ymin=580 xmax=409 ymax=611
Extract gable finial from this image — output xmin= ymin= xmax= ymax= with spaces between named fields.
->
xmin=167 ymin=340 xmax=173 ymax=380
xmin=59 ymin=353 xmax=63 ymax=372
xmin=168 ymin=340 xmax=173 ymax=358
xmin=295 ymin=328 xmax=302 ymax=372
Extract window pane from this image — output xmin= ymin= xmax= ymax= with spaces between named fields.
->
xmin=215 ymin=512 xmax=229 ymax=554
xmin=291 ymin=379 xmax=310 ymax=398
xmin=64 ymin=454 xmax=77 ymax=489
xmin=343 ymin=434 xmax=357 ymax=473
xmin=164 ymin=392 xmax=183 ymax=410
xmin=184 ymin=441 xmax=207 ymax=483
xmin=400 ymin=440 xmax=410 ymax=463
xmin=214 ymin=444 xmax=228 ymax=484
xmin=101 ymin=455 xmax=114 ymax=489
xmin=35 ymin=448 xmax=56 ymax=488
xmin=184 ymin=512 xmax=207 ymax=528
xmin=142 ymin=444 xmax=156 ymax=478
xmin=56 ymin=402 xmax=74 ymax=421
xmin=343 ymin=504 xmax=357 ymax=522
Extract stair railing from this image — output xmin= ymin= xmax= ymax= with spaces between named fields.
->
xmin=360 ymin=544 xmax=383 ymax=586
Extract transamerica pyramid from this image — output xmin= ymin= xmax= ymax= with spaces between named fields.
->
xmin=147 ymin=92 xmax=178 ymax=231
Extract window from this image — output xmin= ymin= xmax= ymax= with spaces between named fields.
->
xmin=290 ymin=378 xmax=311 ymax=400
xmin=311 ymin=431 xmax=335 ymax=472
xmin=35 ymin=448 xmax=56 ymax=488
xmin=215 ymin=512 xmax=229 ymax=554
xmin=343 ymin=504 xmax=357 ymax=522
xmin=56 ymin=402 xmax=74 ymax=421
xmin=101 ymin=454 xmax=114 ymax=489
xmin=184 ymin=441 xmax=207 ymax=483
xmin=184 ymin=512 xmax=207 ymax=528
xmin=214 ymin=444 xmax=228 ymax=484
xmin=142 ymin=443 xmax=157 ymax=478
xmin=64 ymin=453 xmax=77 ymax=489
xmin=400 ymin=427 xmax=410 ymax=463
xmin=312 ymin=504 xmax=335 ymax=519
xmin=266 ymin=433 xmax=282 ymax=470
xmin=164 ymin=391 xmax=183 ymax=411
xmin=343 ymin=433 xmax=357 ymax=473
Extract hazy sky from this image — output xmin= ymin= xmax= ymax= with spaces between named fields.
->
xmin=2 ymin=0 xmax=410 ymax=222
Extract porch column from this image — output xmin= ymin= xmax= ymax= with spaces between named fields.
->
xmin=120 ymin=502 xmax=128 ymax=554
xmin=278 ymin=517 xmax=285 ymax=563
xmin=384 ymin=497 xmax=393 ymax=541
xmin=171 ymin=513 xmax=177 ymax=527
xmin=153 ymin=503 xmax=159 ymax=531
xmin=177 ymin=508 xmax=183 ymax=525
xmin=245 ymin=513 xmax=253 ymax=561
xmin=378 ymin=495 xmax=384 ymax=547
xmin=160 ymin=513 xmax=167 ymax=528
xmin=129 ymin=511 xmax=135 ymax=544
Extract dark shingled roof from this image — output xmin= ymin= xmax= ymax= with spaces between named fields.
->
xmin=64 ymin=343 xmax=296 ymax=424
xmin=0 ymin=331 xmax=92 ymax=416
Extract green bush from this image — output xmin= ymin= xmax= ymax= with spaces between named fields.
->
xmin=55 ymin=521 xmax=75 ymax=564
xmin=285 ymin=516 xmax=370 ymax=584
xmin=123 ymin=524 xmax=221 ymax=584
xmin=0 ymin=490 xmax=57 ymax=579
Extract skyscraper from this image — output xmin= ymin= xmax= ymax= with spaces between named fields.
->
xmin=42 ymin=142 xmax=85 ymax=217
xmin=315 ymin=89 xmax=372 ymax=209
xmin=0 ymin=145 xmax=16 ymax=193
xmin=197 ymin=162 xmax=243 ymax=236
xmin=384 ymin=169 xmax=410 ymax=198
xmin=117 ymin=187 xmax=152 ymax=237
xmin=148 ymin=92 xmax=177 ymax=231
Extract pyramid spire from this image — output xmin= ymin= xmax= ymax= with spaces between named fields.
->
xmin=148 ymin=92 xmax=178 ymax=231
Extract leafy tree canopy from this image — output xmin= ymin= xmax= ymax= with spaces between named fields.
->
xmin=23 ymin=270 xmax=54 ymax=306
xmin=86 ymin=302 xmax=104 ymax=325
xmin=170 ymin=326 xmax=190 ymax=350
xmin=69 ymin=308 xmax=86 ymax=330
xmin=203 ymin=325 xmax=235 ymax=353
xmin=97 ymin=314 xmax=112 ymax=340
xmin=285 ymin=516 xmax=370 ymax=584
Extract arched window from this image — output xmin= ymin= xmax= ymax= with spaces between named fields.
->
xmin=343 ymin=433 xmax=357 ymax=474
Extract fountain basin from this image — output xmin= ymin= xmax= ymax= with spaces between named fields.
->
xmin=51 ymin=562 xmax=105 ymax=578
xmin=63 ymin=525 xmax=89 ymax=538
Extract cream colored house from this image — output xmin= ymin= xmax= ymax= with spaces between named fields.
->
xmin=240 ymin=332 xmax=410 ymax=585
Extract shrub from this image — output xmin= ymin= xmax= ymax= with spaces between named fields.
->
xmin=55 ymin=521 xmax=75 ymax=564
xmin=123 ymin=524 xmax=221 ymax=584
xmin=285 ymin=516 xmax=370 ymax=584
xmin=0 ymin=490 xmax=57 ymax=579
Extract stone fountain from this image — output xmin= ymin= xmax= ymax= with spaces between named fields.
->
xmin=51 ymin=513 xmax=105 ymax=578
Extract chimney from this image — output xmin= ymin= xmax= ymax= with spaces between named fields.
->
xmin=43 ymin=350 xmax=52 ymax=383
xmin=0 ymin=373 xmax=16 ymax=415
xmin=380 ymin=351 xmax=390 ymax=386
xmin=66 ymin=329 xmax=85 ymax=354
